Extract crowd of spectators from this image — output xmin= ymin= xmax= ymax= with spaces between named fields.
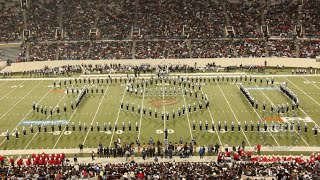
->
xmin=18 ymin=38 xmax=320 ymax=61
xmin=135 ymin=40 xmax=190 ymax=59
xmin=0 ymin=152 xmax=319 ymax=179
xmin=268 ymin=40 xmax=296 ymax=57
xmin=2 ymin=0 xmax=320 ymax=42
xmin=135 ymin=0 xmax=225 ymax=39
xmin=88 ymin=41 xmax=132 ymax=60
xmin=299 ymin=40 xmax=320 ymax=58
xmin=0 ymin=0 xmax=23 ymax=42
xmin=191 ymin=40 xmax=236 ymax=58
xmin=62 ymin=0 xmax=98 ymax=40
xmin=301 ymin=0 xmax=320 ymax=38
xmin=265 ymin=1 xmax=298 ymax=37
xmin=58 ymin=42 xmax=91 ymax=60
xmin=226 ymin=1 xmax=263 ymax=38
xmin=135 ymin=0 xmax=184 ymax=39
xmin=1 ymin=0 xmax=320 ymax=61
xmin=97 ymin=0 xmax=135 ymax=40
xmin=26 ymin=0 xmax=60 ymax=41
xmin=234 ymin=39 xmax=267 ymax=58
xmin=29 ymin=42 xmax=57 ymax=61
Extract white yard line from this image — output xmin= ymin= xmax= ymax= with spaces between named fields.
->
xmin=0 ymin=81 xmax=39 ymax=122
xmin=24 ymin=82 xmax=76 ymax=150
xmin=301 ymin=77 xmax=320 ymax=90
xmin=108 ymin=83 xmax=127 ymax=148
xmin=266 ymin=77 xmax=320 ymax=129
xmin=0 ymin=80 xmax=8 ymax=87
xmin=137 ymin=85 xmax=146 ymax=140
xmin=249 ymin=81 xmax=307 ymax=146
xmin=199 ymin=88 xmax=223 ymax=146
xmin=215 ymin=82 xmax=252 ymax=147
xmin=0 ymin=82 xmax=53 ymax=146
xmin=82 ymin=85 xmax=111 ymax=146
xmin=181 ymin=84 xmax=194 ymax=140
xmin=284 ymin=77 xmax=320 ymax=107
xmin=60 ymin=72 xmax=114 ymax=147
xmin=281 ymin=77 xmax=320 ymax=129
xmin=52 ymin=104 xmax=80 ymax=148
xmin=0 ymin=81 xmax=25 ymax=102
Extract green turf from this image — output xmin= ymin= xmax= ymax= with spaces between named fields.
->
xmin=0 ymin=75 xmax=319 ymax=151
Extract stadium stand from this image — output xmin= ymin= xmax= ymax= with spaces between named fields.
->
xmin=0 ymin=152 xmax=319 ymax=179
xmin=301 ymin=0 xmax=320 ymax=38
xmin=88 ymin=41 xmax=133 ymax=60
xmin=0 ymin=0 xmax=23 ymax=42
xmin=26 ymin=0 xmax=60 ymax=41
xmin=135 ymin=40 xmax=189 ymax=59
xmin=0 ymin=0 xmax=319 ymax=61
xmin=63 ymin=0 xmax=98 ymax=40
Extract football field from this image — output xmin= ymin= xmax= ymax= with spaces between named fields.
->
xmin=0 ymin=74 xmax=319 ymax=151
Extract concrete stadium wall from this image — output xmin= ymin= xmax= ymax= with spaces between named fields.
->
xmin=0 ymin=61 xmax=7 ymax=70
xmin=1 ymin=58 xmax=319 ymax=72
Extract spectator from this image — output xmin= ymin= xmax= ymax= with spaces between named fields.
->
xmin=257 ymin=144 xmax=261 ymax=155
xmin=74 ymin=154 xmax=77 ymax=163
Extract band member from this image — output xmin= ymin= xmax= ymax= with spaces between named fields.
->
xmin=231 ymin=121 xmax=235 ymax=132
xmin=251 ymin=121 xmax=254 ymax=132
xmin=304 ymin=123 xmax=307 ymax=133
xmin=224 ymin=121 xmax=228 ymax=132
xmin=212 ymin=121 xmax=215 ymax=131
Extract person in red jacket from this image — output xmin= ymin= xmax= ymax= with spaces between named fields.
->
xmin=60 ymin=153 xmax=65 ymax=160
xmin=217 ymin=153 xmax=222 ymax=163
xmin=310 ymin=155 xmax=316 ymax=163
xmin=233 ymin=152 xmax=240 ymax=161
xmin=43 ymin=158 xmax=47 ymax=165
xmin=9 ymin=156 xmax=14 ymax=166
xmin=56 ymin=158 xmax=61 ymax=165
xmin=26 ymin=159 xmax=31 ymax=166
xmin=17 ymin=158 xmax=23 ymax=167
xmin=27 ymin=156 xmax=31 ymax=166
xmin=262 ymin=156 xmax=268 ymax=162
xmin=137 ymin=171 xmax=145 ymax=179
xmin=240 ymin=149 xmax=245 ymax=160
xmin=0 ymin=155 xmax=4 ymax=167
xmin=257 ymin=144 xmax=261 ymax=155
xmin=247 ymin=151 xmax=252 ymax=160
xmin=226 ymin=151 xmax=231 ymax=157
xmin=33 ymin=159 xmax=38 ymax=165
xmin=251 ymin=156 xmax=258 ymax=162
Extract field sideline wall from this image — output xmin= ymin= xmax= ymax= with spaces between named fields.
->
xmin=0 ymin=61 xmax=7 ymax=70
xmin=1 ymin=58 xmax=319 ymax=72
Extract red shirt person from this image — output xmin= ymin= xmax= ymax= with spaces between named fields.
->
xmin=0 ymin=155 xmax=4 ymax=166
xmin=257 ymin=144 xmax=261 ymax=154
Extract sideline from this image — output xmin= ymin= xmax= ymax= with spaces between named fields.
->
xmin=0 ymin=146 xmax=319 ymax=156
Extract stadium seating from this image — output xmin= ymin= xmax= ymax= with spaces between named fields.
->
xmin=0 ymin=0 xmax=320 ymax=61
xmin=0 ymin=153 xmax=319 ymax=179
